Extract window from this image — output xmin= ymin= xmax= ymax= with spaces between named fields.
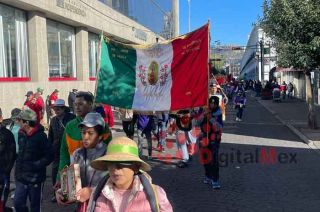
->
xmin=47 ymin=20 xmax=76 ymax=78
xmin=88 ymin=33 xmax=99 ymax=78
xmin=263 ymin=47 xmax=270 ymax=55
xmin=0 ymin=4 xmax=29 ymax=78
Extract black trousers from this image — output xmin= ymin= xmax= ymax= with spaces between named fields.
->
xmin=122 ymin=120 xmax=135 ymax=138
xmin=202 ymin=142 xmax=220 ymax=182
xmin=0 ymin=173 xmax=10 ymax=208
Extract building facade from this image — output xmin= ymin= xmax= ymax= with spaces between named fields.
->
xmin=210 ymin=45 xmax=244 ymax=79
xmin=276 ymin=68 xmax=320 ymax=104
xmin=0 ymin=0 xmax=176 ymax=118
xmin=240 ymin=25 xmax=276 ymax=81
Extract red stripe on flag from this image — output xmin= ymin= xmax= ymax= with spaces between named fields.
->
xmin=170 ymin=24 xmax=209 ymax=110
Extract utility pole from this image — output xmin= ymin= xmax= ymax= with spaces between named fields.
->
xmin=187 ymin=0 xmax=190 ymax=32
xmin=213 ymin=40 xmax=220 ymax=71
xmin=172 ymin=0 xmax=179 ymax=36
xmin=259 ymin=40 xmax=264 ymax=81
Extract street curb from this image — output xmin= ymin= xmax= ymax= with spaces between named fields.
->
xmin=257 ymin=99 xmax=320 ymax=153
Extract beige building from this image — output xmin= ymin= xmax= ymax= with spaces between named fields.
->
xmin=0 ymin=0 xmax=177 ymax=118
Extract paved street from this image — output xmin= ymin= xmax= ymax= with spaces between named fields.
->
xmin=7 ymin=93 xmax=320 ymax=211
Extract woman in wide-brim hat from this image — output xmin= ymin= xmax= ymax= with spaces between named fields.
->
xmin=87 ymin=136 xmax=173 ymax=212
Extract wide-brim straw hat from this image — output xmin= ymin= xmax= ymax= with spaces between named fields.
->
xmin=91 ymin=136 xmax=151 ymax=172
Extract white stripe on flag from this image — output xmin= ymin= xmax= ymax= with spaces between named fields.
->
xmin=132 ymin=44 xmax=173 ymax=111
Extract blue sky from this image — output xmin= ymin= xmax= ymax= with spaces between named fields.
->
xmin=179 ymin=0 xmax=264 ymax=46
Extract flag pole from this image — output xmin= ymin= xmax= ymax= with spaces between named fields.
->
xmin=207 ymin=20 xmax=210 ymax=102
xmin=207 ymin=20 xmax=210 ymax=145
xmin=93 ymin=31 xmax=104 ymax=105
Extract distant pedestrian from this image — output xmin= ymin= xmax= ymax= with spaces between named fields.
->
xmin=24 ymin=87 xmax=45 ymax=123
xmin=46 ymin=89 xmax=59 ymax=121
xmin=45 ymin=95 xmax=51 ymax=125
xmin=14 ymin=108 xmax=53 ymax=212
xmin=93 ymin=103 xmax=114 ymax=128
xmin=8 ymin=108 xmax=22 ymax=154
xmin=233 ymin=90 xmax=247 ymax=122
xmin=234 ymin=80 xmax=245 ymax=93
xmin=191 ymin=107 xmax=205 ymax=153
xmin=255 ymin=80 xmax=262 ymax=97
xmin=35 ymin=87 xmax=45 ymax=121
xmin=287 ymin=82 xmax=294 ymax=99
xmin=49 ymin=89 xmax=59 ymax=106
xmin=68 ymin=89 xmax=78 ymax=113
xmin=24 ymin=91 xmax=33 ymax=105
xmin=280 ymin=81 xmax=287 ymax=100
xmin=47 ymin=89 xmax=59 ymax=125
xmin=199 ymin=96 xmax=223 ymax=189
xmin=0 ymin=108 xmax=16 ymax=211
xmin=174 ymin=110 xmax=193 ymax=168
xmin=134 ymin=114 xmax=154 ymax=159
xmin=119 ymin=108 xmax=135 ymax=139
xmin=155 ymin=112 xmax=169 ymax=152
xmin=210 ymin=84 xmax=228 ymax=121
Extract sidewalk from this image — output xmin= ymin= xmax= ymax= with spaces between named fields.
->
xmin=256 ymin=94 xmax=320 ymax=150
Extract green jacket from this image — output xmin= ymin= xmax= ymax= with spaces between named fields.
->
xmin=57 ymin=116 xmax=112 ymax=181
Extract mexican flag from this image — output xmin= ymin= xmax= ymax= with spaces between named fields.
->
xmin=95 ymin=23 xmax=209 ymax=111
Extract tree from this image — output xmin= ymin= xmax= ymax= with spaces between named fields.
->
xmin=261 ymin=0 xmax=320 ymax=129
xmin=210 ymin=66 xmax=219 ymax=75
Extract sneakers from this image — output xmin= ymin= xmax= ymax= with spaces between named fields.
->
xmin=212 ymin=181 xmax=221 ymax=189
xmin=235 ymin=117 xmax=239 ymax=121
xmin=203 ymin=177 xmax=221 ymax=189
xmin=202 ymin=176 xmax=211 ymax=184
xmin=147 ymin=155 xmax=153 ymax=160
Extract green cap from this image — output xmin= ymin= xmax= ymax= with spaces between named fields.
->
xmin=19 ymin=109 xmax=37 ymax=121
xmin=37 ymin=87 xmax=44 ymax=94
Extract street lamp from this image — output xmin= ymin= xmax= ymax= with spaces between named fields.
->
xmin=187 ymin=0 xmax=190 ymax=32
xmin=213 ymin=40 xmax=220 ymax=69
xmin=259 ymin=39 xmax=264 ymax=81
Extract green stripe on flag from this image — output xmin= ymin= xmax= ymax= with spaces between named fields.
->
xmin=96 ymin=39 xmax=137 ymax=108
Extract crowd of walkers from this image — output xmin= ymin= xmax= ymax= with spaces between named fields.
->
xmin=0 ymin=80 xmax=255 ymax=211
xmin=0 ymin=88 xmax=171 ymax=212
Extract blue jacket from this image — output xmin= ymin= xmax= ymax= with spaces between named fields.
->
xmin=233 ymin=95 xmax=247 ymax=105
xmin=135 ymin=115 xmax=154 ymax=132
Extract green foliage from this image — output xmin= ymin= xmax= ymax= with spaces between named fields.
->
xmin=210 ymin=54 xmax=224 ymax=70
xmin=261 ymin=0 xmax=320 ymax=71
xmin=211 ymin=66 xmax=219 ymax=75
xmin=220 ymin=69 xmax=226 ymax=75
xmin=210 ymin=66 xmax=226 ymax=75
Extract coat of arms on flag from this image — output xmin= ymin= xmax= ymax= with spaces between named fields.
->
xmin=95 ymin=23 xmax=210 ymax=111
